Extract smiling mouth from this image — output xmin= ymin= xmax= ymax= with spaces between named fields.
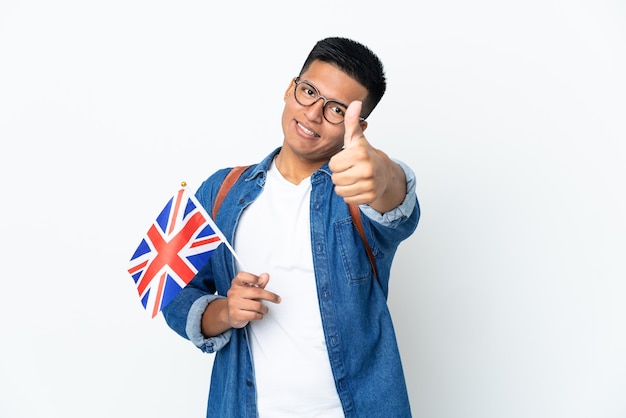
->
xmin=297 ymin=122 xmax=320 ymax=138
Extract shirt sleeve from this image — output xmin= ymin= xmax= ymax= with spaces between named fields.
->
xmin=185 ymin=294 xmax=233 ymax=353
xmin=359 ymin=158 xmax=417 ymax=226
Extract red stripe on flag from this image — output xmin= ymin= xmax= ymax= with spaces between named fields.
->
xmin=128 ymin=259 xmax=148 ymax=275
xmin=168 ymin=189 xmax=185 ymax=235
xmin=191 ymin=236 xmax=221 ymax=248
xmin=152 ymin=272 xmax=167 ymax=318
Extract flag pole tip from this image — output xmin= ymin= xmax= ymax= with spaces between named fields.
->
xmin=181 ymin=181 xmax=187 ymax=187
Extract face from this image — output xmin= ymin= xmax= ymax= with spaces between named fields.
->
xmin=280 ymin=60 xmax=368 ymax=166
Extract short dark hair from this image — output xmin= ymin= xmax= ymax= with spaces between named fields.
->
xmin=298 ymin=37 xmax=386 ymax=118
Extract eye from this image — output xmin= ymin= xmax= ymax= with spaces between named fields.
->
xmin=303 ymin=86 xmax=316 ymax=98
xmin=327 ymin=102 xmax=346 ymax=117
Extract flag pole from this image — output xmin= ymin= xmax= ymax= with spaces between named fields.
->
xmin=221 ymin=238 xmax=247 ymax=271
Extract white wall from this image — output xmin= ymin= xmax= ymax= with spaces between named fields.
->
xmin=1 ymin=1 xmax=625 ymax=417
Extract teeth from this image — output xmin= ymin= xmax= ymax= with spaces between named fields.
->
xmin=298 ymin=122 xmax=317 ymax=137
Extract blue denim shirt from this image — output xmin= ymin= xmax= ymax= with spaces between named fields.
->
xmin=163 ymin=147 xmax=420 ymax=418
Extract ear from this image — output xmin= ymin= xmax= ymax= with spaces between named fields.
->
xmin=284 ymin=77 xmax=297 ymax=101
xmin=360 ymin=120 xmax=368 ymax=132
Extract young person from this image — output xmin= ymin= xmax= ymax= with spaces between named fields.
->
xmin=163 ymin=36 xmax=420 ymax=418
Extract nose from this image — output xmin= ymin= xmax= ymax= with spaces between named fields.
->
xmin=304 ymin=97 xmax=325 ymax=122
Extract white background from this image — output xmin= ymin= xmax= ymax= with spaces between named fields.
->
xmin=1 ymin=1 xmax=625 ymax=417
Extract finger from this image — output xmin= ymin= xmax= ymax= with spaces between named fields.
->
xmin=234 ymin=271 xmax=264 ymax=287
xmin=259 ymin=289 xmax=281 ymax=304
xmin=227 ymin=300 xmax=268 ymax=327
xmin=241 ymin=287 xmax=281 ymax=305
xmin=232 ymin=273 xmax=281 ymax=303
xmin=235 ymin=299 xmax=270 ymax=315
xmin=343 ymin=100 xmax=363 ymax=149
xmin=256 ymin=274 xmax=281 ymax=303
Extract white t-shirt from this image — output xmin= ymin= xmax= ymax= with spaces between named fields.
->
xmin=234 ymin=160 xmax=344 ymax=418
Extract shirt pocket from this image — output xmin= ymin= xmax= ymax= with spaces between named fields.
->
xmin=334 ymin=217 xmax=372 ymax=285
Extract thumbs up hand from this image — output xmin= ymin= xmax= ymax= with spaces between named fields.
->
xmin=329 ymin=101 xmax=406 ymax=213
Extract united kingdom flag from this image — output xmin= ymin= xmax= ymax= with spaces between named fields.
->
xmin=128 ymin=186 xmax=226 ymax=318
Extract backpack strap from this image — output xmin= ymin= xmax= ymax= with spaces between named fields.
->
xmin=348 ymin=203 xmax=378 ymax=280
xmin=212 ymin=165 xmax=250 ymax=219
xmin=212 ymin=165 xmax=378 ymax=279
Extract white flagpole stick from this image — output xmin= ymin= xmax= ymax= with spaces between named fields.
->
xmin=181 ymin=181 xmax=248 ymax=272
xmin=221 ymin=239 xmax=247 ymax=272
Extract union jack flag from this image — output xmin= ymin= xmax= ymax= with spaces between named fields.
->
xmin=128 ymin=186 xmax=226 ymax=318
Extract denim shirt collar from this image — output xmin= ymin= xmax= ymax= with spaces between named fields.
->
xmin=245 ymin=146 xmax=334 ymax=184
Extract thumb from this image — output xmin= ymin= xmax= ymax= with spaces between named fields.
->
xmin=257 ymin=273 xmax=270 ymax=289
xmin=343 ymin=100 xmax=363 ymax=148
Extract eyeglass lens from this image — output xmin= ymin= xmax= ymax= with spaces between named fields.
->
xmin=294 ymin=80 xmax=347 ymax=124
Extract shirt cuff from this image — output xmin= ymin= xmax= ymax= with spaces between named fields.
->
xmin=359 ymin=158 xmax=417 ymax=226
xmin=186 ymin=294 xmax=232 ymax=353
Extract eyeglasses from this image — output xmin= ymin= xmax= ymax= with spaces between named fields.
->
xmin=293 ymin=77 xmax=365 ymax=125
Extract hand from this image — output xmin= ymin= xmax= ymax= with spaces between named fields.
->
xmin=329 ymin=101 xmax=401 ymax=211
xmin=224 ymin=272 xmax=281 ymax=329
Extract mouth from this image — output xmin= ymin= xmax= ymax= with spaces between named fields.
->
xmin=297 ymin=121 xmax=320 ymax=138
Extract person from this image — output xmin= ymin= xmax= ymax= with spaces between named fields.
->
xmin=163 ymin=36 xmax=420 ymax=418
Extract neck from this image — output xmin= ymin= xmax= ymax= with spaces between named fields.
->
xmin=274 ymin=151 xmax=323 ymax=185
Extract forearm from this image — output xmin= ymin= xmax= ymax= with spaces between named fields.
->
xmin=201 ymin=298 xmax=233 ymax=337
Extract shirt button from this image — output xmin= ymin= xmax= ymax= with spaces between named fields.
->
xmin=246 ymin=380 xmax=253 ymax=387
